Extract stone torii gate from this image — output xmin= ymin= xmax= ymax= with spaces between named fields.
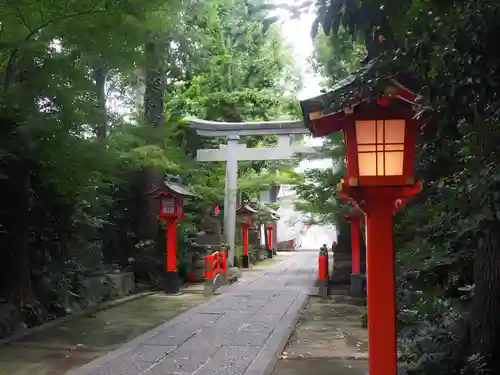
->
xmin=189 ymin=118 xmax=319 ymax=266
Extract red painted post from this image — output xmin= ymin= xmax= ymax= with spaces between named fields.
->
xmin=344 ymin=214 xmax=364 ymax=298
xmin=289 ymin=239 xmax=294 ymax=250
xmin=365 ymin=200 xmax=396 ymax=375
xmin=242 ymin=228 xmax=249 ymax=256
xmin=318 ymin=253 xmax=326 ymax=281
xmin=265 ymin=225 xmax=273 ymax=258
xmin=163 ymin=219 xmax=181 ymax=294
xmin=351 ymin=218 xmax=361 ymax=274
xmin=242 ymin=226 xmax=249 ymax=268
xmin=318 ymin=247 xmax=328 ymax=298
xmin=166 ymin=220 xmax=177 ymax=272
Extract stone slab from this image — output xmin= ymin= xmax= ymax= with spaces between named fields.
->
xmin=243 ymin=292 xmax=309 ymax=375
xmin=196 ymin=345 xmax=262 ymax=375
xmin=124 ymin=345 xmax=176 ymax=363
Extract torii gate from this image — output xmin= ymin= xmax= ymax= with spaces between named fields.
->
xmin=189 ymin=118 xmax=320 ymax=266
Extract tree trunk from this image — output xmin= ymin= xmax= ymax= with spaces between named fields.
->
xmin=136 ymin=36 xmax=167 ymax=241
xmin=0 ymin=120 xmax=31 ymax=308
xmin=469 ymin=233 xmax=500 ymax=373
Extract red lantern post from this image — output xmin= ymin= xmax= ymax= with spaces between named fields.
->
xmin=344 ymin=213 xmax=364 ymax=297
xmin=153 ymin=175 xmax=194 ymax=295
xmin=265 ymin=221 xmax=274 ymax=258
xmin=236 ymin=204 xmax=257 ymax=268
xmin=301 ymin=81 xmax=428 ymax=375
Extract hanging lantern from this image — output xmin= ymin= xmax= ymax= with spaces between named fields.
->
xmin=342 ymin=114 xmax=416 ymax=188
xmin=156 ymin=192 xmax=183 ymax=219
xmin=236 ymin=204 xmax=257 ymax=227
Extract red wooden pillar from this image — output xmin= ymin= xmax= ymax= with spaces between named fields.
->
xmin=364 ymin=200 xmax=396 ymax=375
xmin=241 ymin=225 xmax=249 ymax=268
xmin=340 ymin=184 xmax=421 ymax=375
xmin=345 ymin=214 xmax=363 ymax=297
xmin=318 ymin=247 xmax=329 ymax=298
xmin=165 ymin=219 xmax=180 ymax=294
xmin=265 ymin=225 xmax=273 ymax=258
xmin=351 ymin=218 xmax=361 ymax=274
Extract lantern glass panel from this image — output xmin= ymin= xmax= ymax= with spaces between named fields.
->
xmin=161 ymin=197 xmax=175 ymax=214
xmin=355 ymin=119 xmax=405 ymax=177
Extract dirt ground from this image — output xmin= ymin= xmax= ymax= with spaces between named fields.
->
xmin=0 ymin=293 xmax=210 ymax=375
xmin=272 ymin=288 xmax=369 ymax=375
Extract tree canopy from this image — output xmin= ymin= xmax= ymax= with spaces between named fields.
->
xmin=0 ymin=0 xmax=300 ymax=334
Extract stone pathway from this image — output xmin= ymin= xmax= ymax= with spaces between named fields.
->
xmin=67 ymin=250 xmax=318 ymax=375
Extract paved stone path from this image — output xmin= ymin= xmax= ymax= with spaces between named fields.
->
xmin=67 ymin=250 xmax=318 ymax=375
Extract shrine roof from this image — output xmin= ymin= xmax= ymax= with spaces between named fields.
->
xmin=164 ymin=174 xmax=196 ymax=197
xmin=300 ymin=59 xmax=427 ymax=137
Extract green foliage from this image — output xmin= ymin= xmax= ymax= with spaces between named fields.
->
xmin=286 ymin=0 xmax=500 ymax=373
xmin=0 ymin=0 xmax=299 ymax=336
xmin=311 ymin=28 xmax=365 ymax=86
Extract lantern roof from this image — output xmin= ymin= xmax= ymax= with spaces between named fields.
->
xmin=236 ymin=203 xmax=258 ymax=216
xmin=300 ymin=59 xmax=429 ymax=137
xmin=162 ymin=173 xmax=195 ymax=198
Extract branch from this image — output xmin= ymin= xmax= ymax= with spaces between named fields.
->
xmin=4 ymin=0 xmax=106 ymax=89
xmin=36 ymin=0 xmax=44 ymax=24
xmin=15 ymin=7 xmax=33 ymax=33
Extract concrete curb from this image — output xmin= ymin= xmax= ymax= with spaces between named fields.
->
xmin=65 ymin=293 xmax=226 ymax=375
xmin=244 ymin=292 xmax=310 ymax=375
xmin=0 ymin=291 xmax=156 ymax=347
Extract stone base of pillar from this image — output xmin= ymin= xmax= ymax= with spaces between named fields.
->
xmin=318 ymin=280 xmax=329 ymax=299
xmin=350 ymin=273 xmax=365 ymax=298
xmin=164 ymin=270 xmax=180 ymax=295
xmin=242 ymin=255 xmax=249 ymax=268
xmin=267 ymin=250 xmax=273 ymax=258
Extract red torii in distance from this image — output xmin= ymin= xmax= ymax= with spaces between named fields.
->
xmin=301 ymin=76 xmax=430 ymax=375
